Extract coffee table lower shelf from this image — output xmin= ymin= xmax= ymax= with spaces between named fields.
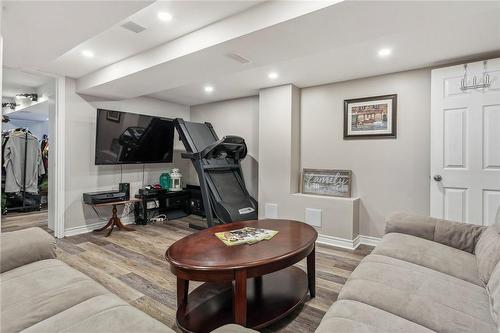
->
xmin=176 ymin=266 xmax=309 ymax=333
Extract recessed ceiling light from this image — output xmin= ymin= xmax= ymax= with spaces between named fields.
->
xmin=204 ymin=85 xmax=214 ymax=93
xmin=268 ymin=72 xmax=279 ymax=80
xmin=378 ymin=48 xmax=392 ymax=57
xmin=157 ymin=11 xmax=173 ymax=22
xmin=81 ymin=50 xmax=94 ymax=58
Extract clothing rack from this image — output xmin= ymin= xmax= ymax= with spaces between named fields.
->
xmin=2 ymin=129 xmax=41 ymax=213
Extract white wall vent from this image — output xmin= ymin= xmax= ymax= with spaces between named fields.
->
xmin=305 ymin=208 xmax=322 ymax=227
xmin=121 ymin=21 xmax=146 ymax=33
xmin=225 ymin=53 xmax=251 ymax=64
xmin=264 ymin=203 xmax=278 ymax=219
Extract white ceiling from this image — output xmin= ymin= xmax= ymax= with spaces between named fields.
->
xmin=45 ymin=1 xmax=263 ymax=78
xmin=77 ymin=0 xmax=500 ymax=105
xmin=3 ymin=1 xmax=500 ymax=106
xmin=1 ymin=0 xmax=153 ymax=72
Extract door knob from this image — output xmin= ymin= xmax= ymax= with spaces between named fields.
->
xmin=433 ymin=175 xmax=442 ymax=182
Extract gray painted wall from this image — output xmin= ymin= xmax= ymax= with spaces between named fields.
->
xmin=64 ymin=78 xmax=191 ymax=231
xmin=301 ymin=68 xmax=431 ymax=237
xmin=190 ymin=96 xmax=259 ymax=199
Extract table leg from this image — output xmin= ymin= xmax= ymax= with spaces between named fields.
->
xmin=233 ymin=270 xmax=247 ymax=326
xmin=307 ymin=246 xmax=316 ymax=298
xmin=177 ymin=277 xmax=189 ymax=313
xmin=94 ymin=217 xmax=113 ymax=232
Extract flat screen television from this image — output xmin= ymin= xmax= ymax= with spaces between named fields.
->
xmin=95 ymin=109 xmax=175 ymax=165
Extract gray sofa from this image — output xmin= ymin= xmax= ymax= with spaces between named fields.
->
xmin=0 ymin=227 xmax=252 ymax=333
xmin=316 ymin=212 xmax=500 ymax=333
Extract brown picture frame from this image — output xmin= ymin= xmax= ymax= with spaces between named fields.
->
xmin=106 ymin=110 xmax=121 ymax=123
xmin=344 ymin=94 xmax=397 ymax=139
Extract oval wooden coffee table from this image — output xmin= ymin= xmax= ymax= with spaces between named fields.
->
xmin=165 ymin=219 xmax=318 ymax=333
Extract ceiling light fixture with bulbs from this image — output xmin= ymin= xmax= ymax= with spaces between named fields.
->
xmin=378 ymin=48 xmax=392 ymax=57
xmin=157 ymin=11 xmax=173 ymax=22
xmin=81 ymin=50 xmax=95 ymax=58
xmin=204 ymin=85 xmax=214 ymax=93
xmin=268 ymin=72 xmax=279 ymax=80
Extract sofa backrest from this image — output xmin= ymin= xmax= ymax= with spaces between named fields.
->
xmin=475 ymin=208 xmax=500 ymax=285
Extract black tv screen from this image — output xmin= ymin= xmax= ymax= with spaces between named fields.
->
xmin=95 ymin=109 xmax=175 ymax=165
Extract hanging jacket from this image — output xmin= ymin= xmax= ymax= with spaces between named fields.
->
xmin=3 ymin=130 xmax=45 ymax=193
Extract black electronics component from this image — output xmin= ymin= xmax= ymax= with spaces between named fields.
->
xmin=174 ymin=119 xmax=257 ymax=227
xmin=186 ymin=184 xmax=205 ymax=217
xmin=134 ymin=189 xmax=188 ymax=224
xmin=83 ymin=188 xmax=129 ymax=205
xmin=95 ymin=109 xmax=175 ymax=165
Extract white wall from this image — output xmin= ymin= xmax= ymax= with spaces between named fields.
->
xmin=301 ymin=69 xmax=431 ymax=237
xmin=189 ymin=96 xmax=259 ymax=198
xmin=64 ymin=78 xmax=190 ymax=231
xmin=258 ymin=84 xmax=360 ymax=241
xmin=3 ymin=119 xmax=48 ymax=139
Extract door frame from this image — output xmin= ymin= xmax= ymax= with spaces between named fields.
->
xmin=52 ymin=76 xmax=66 ymax=238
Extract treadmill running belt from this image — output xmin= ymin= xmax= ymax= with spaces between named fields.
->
xmin=207 ymin=171 xmax=246 ymax=205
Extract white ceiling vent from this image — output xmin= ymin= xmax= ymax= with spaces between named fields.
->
xmin=121 ymin=21 xmax=146 ymax=33
xmin=225 ymin=53 xmax=251 ymax=64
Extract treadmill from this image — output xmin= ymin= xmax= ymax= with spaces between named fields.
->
xmin=174 ymin=119 xmax=257 ymax=227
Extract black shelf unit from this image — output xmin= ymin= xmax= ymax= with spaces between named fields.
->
xmin=134 ymin=189 xmax=189 ymax=224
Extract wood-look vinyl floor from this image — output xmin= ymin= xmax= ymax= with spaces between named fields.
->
xmin=1 ymin=211 xmax=372 ymax=333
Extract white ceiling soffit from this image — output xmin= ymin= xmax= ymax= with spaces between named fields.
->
xmin=75 ymin=0 xmax=340 ymax=97
xmin=1 ymin=0 xmax=153 ymax=72
xmin=45 ymin=1 xmax=264 ymax=78
xmin=2 ymin=68 xmax=52 ymax=98
xmin=79 ymin=1 xmax=500 ymax=105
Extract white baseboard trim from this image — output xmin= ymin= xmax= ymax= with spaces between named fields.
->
xmin=316 ymin=234 xmax=381 ymax=250
xmin=359 ymin=235 xmax=381 ymax=247
xmin=64 ymin=220 xmax=134 ymax=237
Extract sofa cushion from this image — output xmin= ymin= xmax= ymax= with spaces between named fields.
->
xmin=0 ymin=259 xmax=111 ymax=333
xmin=487 ymin=263 xmax=500 ymax=324
xmin=1 ymin=227 xmax=56 ymax=273
xmin=315 ymin=300 xmax=435 ymax=333
xmin=475 ymin=222 xmax=500 ymax=285
xmin=373 ymin=232 xmax=482 ymax=286
xmin=338 ymin=254 xmax=496 ymax=333
xmin=20 ymin=294 xmax=172 ymax=333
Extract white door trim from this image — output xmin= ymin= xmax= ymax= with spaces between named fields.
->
xmin=53 ymin=77 xmax=66 ymax=238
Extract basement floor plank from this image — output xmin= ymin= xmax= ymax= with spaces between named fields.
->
xmin=1 ymin=211 xmax=372 ymax=332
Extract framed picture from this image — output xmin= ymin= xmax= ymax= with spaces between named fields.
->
xmin=302 ymin=169 xmax=352 ymax=198
xmin=106 ymin=110 xmax=121 ymax=123
xmin=344 ymin=94 xmax=397 ymax=139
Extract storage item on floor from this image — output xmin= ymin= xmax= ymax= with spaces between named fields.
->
xmin=2 ymin=129 xmax=44 ymax=212
xmin=134 ymin=188 xmax=188 ymax=224
xmin=186 ymin=184 xmax=205 ymax=217
xmin=0 ymin=227 xmax=255 ymax=333
xmin=315 ymin=212 xmax=500 ymax=333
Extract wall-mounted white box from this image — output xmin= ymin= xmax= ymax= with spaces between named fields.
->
xmin=264 ymin=203 xmax=278 ymax=219
xmin=305 ymin=208 xmax=322 ymax=227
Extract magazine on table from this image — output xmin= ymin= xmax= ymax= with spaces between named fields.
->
xmin=215 ymin=227 xmax=278 ymax=246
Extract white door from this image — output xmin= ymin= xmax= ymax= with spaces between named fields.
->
xmin=431 ymin=58 xmax=500 ymax=225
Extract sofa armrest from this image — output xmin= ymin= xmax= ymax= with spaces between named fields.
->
xmin=1 ymin=227 xmax=56 ymax=273
xmin=385 ymin=212 xmax=485 ymax=253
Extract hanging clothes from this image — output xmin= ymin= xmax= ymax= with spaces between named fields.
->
xmin=3 ymin=129 xmax=45 ymax=193
xmin=40 ymin=136 xmax=49 ymax=172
